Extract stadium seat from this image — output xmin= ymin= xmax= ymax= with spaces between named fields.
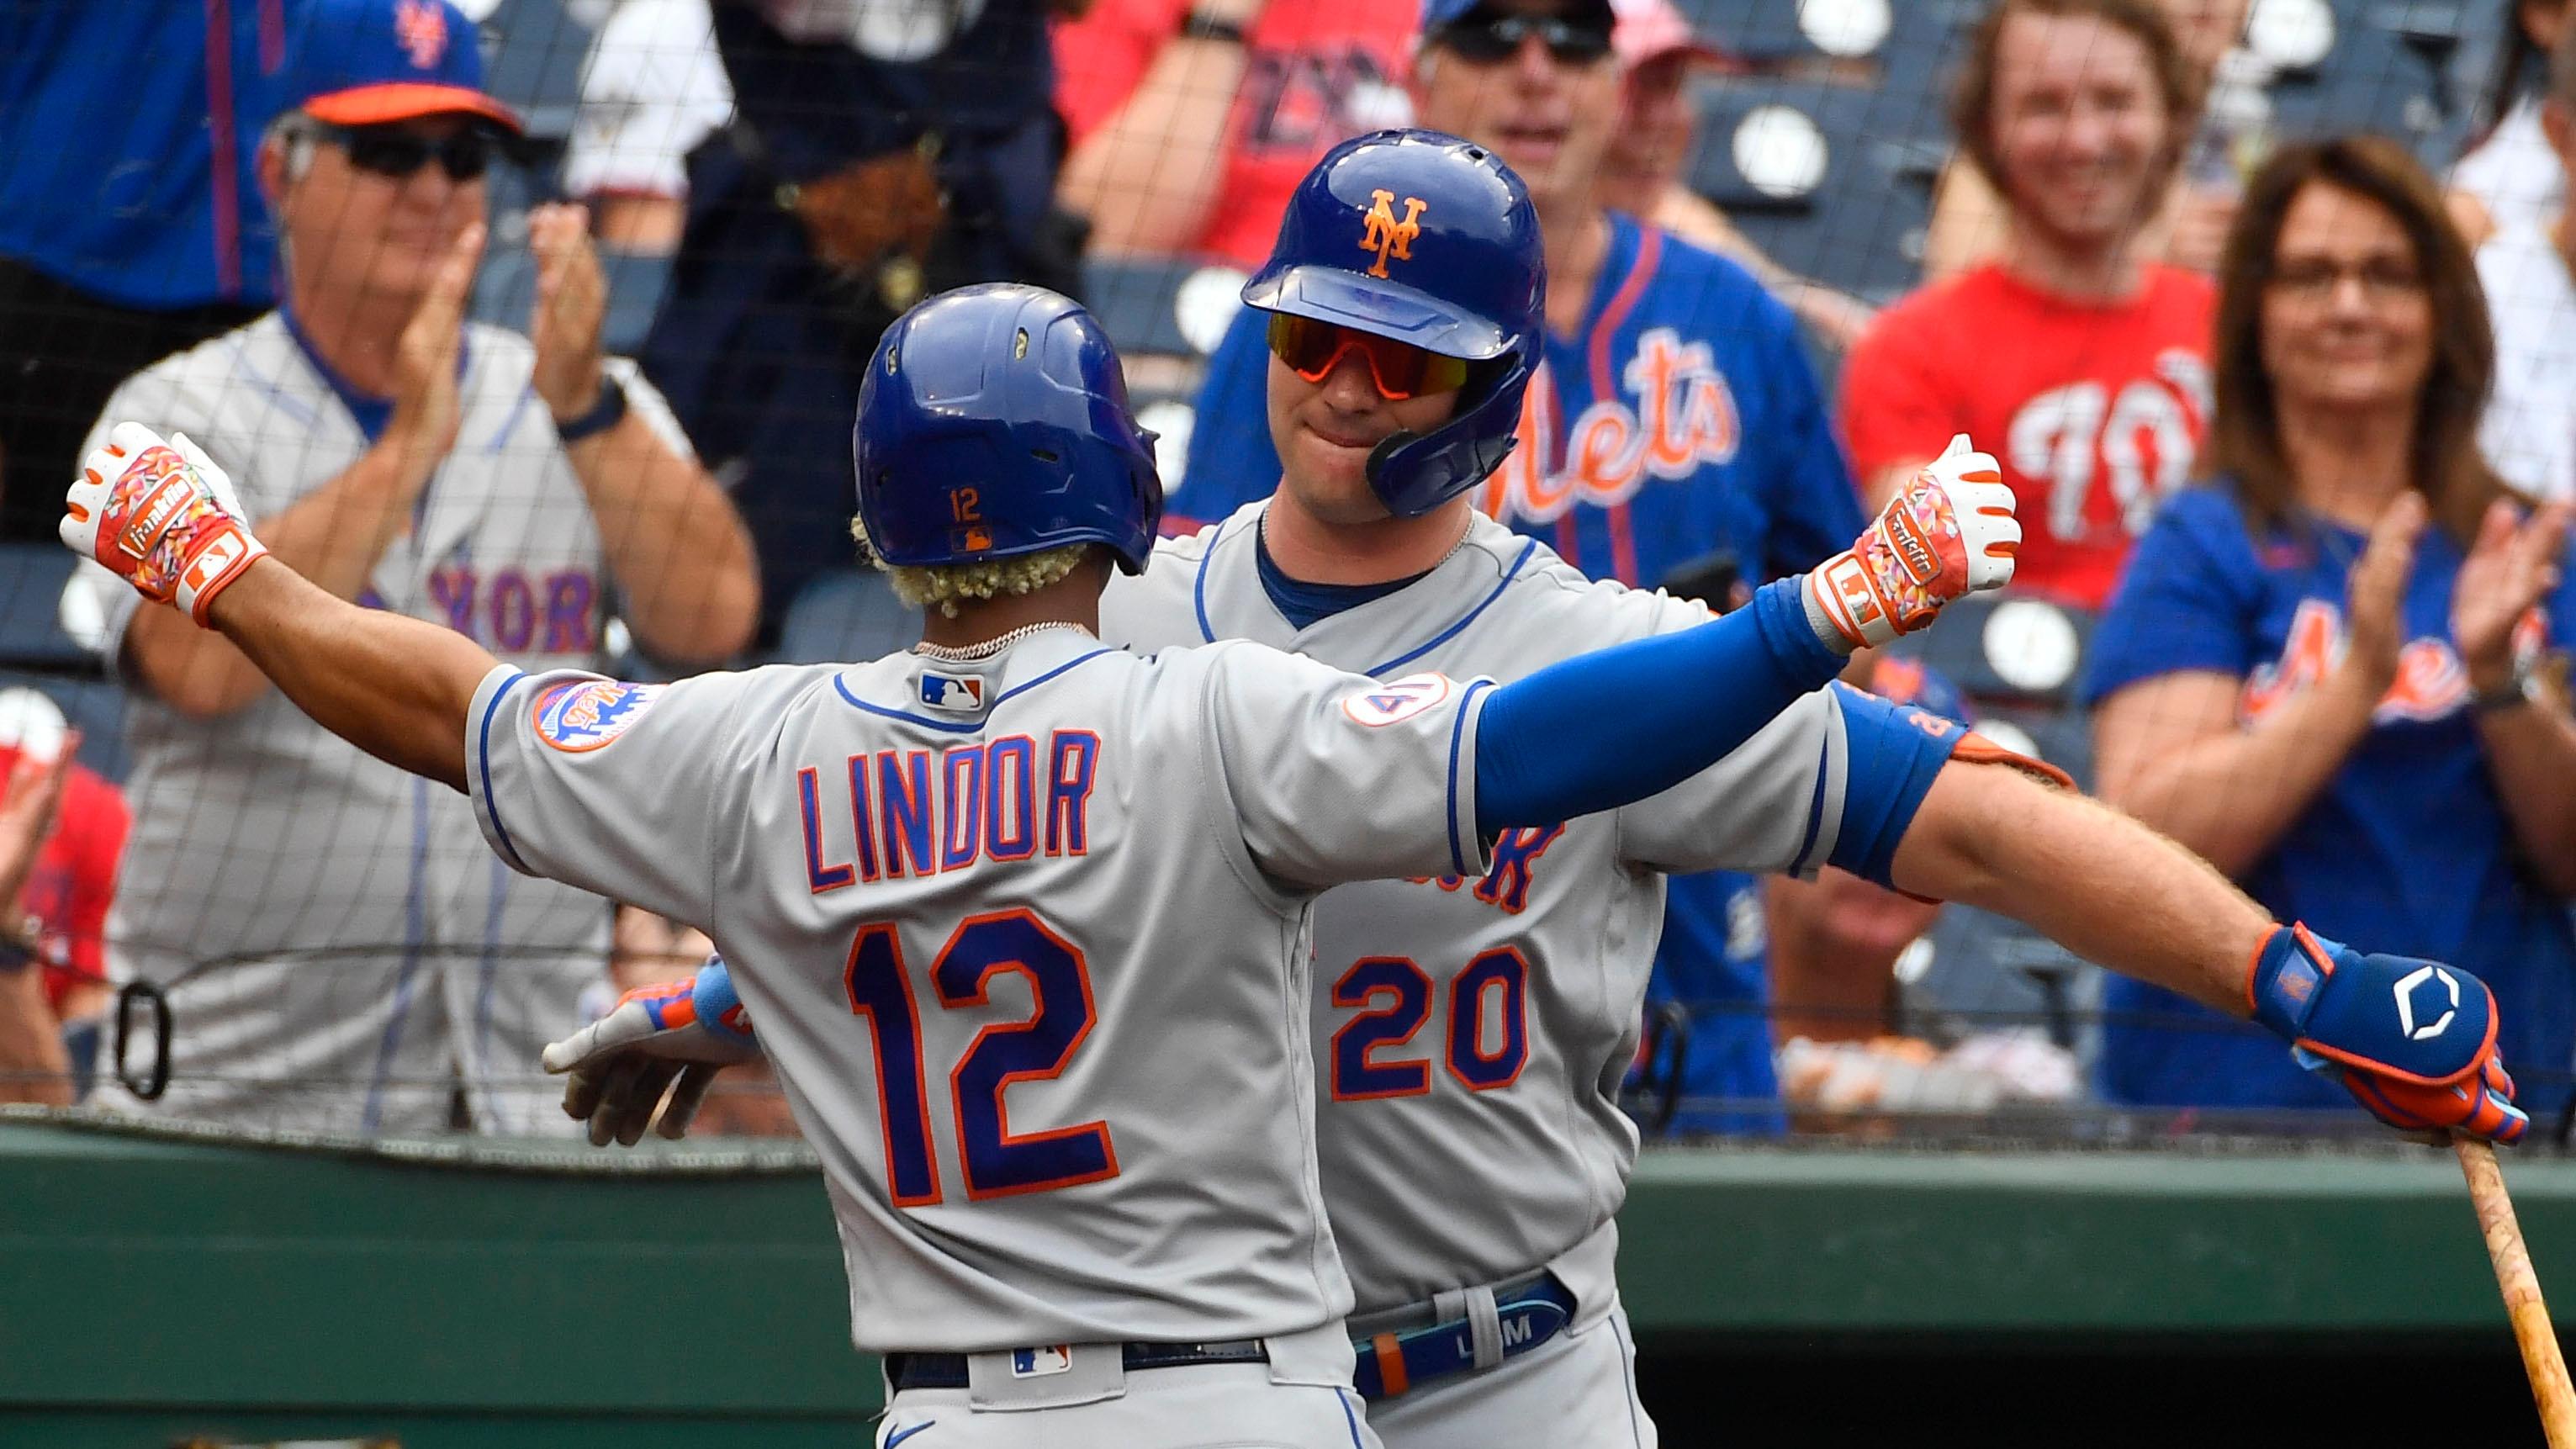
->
xmin=478 ymin=0 xmax=593 ymax=141
xmin=0 ymin=543 xmax=85 ymax=669
xmin=599 ymin=250 xmax=676 ymax=357
xmin=1082 ymin=256 xmax=1250 ymax=363
xmin=1681 ymin=0 xmax=1880 ymax=63
xmin=469 ymin=159 xmax=547 ymax=331
xmin=1969 ymin=701 xmax=2097 ymax=793
xmin=1882 ymin=591 xmax=2097 ymax=707
xmin=2266 ymin=0 xmax=2466 ymax=165
xmin=775 ymin=570 xmax=924 ymax=667
xmin=1688 ymin=73 xmax=1946 ymax=301
xmin=0 ymin=670 xmax=131 ymax=783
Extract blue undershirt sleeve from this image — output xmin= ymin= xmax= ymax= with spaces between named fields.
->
xmin=1474 ymin=578 xmax=1844 ymax=834
xmin=1822 ymin=681 xmax=1969 ymax=888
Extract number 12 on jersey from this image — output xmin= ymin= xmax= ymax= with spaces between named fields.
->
xmin=844 ymin=910 xmax=1119 ymax=1204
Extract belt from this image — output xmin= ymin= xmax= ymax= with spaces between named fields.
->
xmin=884 ymin=1339 xmax=1270 ymax=1392
xmin=1350 ymin=1272 xmax=1578 ymax=1401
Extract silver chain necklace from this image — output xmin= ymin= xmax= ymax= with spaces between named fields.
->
xmin=912 ymin=620 xmax=1096 ymax=662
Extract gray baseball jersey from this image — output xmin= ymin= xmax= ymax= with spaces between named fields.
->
xmin=1101 ymin=503 xmax=1865 ymax=1320
xmin=465 ymin=626 xmax=1498 ymax=1353
xmin=76 ymin=314 xmax=693 ymax=1134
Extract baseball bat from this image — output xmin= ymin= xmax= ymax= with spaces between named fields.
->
xmin=2456 ymin=1136 xmax=2576 ymax=1447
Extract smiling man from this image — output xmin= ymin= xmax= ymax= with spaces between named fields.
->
xmin=1180 ymin=0 xmax=1870 ymax=1127
xmin=70 ymin=0 xmax=757 ymax=1134
xmin=1842 ymin=0 xmax=2216 ymax=610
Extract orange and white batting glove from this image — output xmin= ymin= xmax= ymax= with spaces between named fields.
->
xmin=1804 ymin=434 xmax=2018 ymax=651
xmin=61 ymin=422 xmax=267 ymax=627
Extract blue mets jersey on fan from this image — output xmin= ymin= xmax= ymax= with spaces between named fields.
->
xmin=2082 ymin=484 xmax=2576 ymax=1113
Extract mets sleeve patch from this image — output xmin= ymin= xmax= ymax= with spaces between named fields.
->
xmin=534 ymin=680 xmax=664 ymax=752
xmin=1341 ymin=672 xmax=1454 ymax=727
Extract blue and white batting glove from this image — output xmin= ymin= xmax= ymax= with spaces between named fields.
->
xmin=542 ymin=955 xmax=761 ymax=1146
xmin=2250 ymin=924 xmax=2527 ymax=1145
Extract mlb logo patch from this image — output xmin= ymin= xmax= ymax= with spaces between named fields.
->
xmin=1010 ymin=1345 xmax=1073 ymax=1378
xmin=1341 ymin=672 xmax=1454 ymax=727
xmin=921 ymin=671 xmax=986 ymax=714
xmin=534 ymin=680 xmax=664 ymax=752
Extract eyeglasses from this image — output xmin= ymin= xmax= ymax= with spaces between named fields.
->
xmin=1432 ymin=11 xmax=1616 ymax=66
xmin=1267 ymin=315 xmax=1474 ymax=400
xmin=319 ymin=122 xmax=495 ymax=182
xmin=2266 ymin=256 xmax=2426 ymax=304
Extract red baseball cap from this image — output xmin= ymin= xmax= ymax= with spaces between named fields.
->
xmin=287 ymin=0 xmax=521 ymax=134
xmin=1611 ymin=0 xmax=1727 ymax=68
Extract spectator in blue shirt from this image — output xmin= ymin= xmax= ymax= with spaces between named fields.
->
xmin=2086 ymin=137 xmax=2576 ymax=1117
xmin=0 ymin=0 xmax=302 ymax=541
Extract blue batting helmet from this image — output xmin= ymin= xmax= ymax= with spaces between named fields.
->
xmin=853 ymin=283 xmax=1164 ymax=574
xmin=1242 ymin=128 xmax=1544 ymax=518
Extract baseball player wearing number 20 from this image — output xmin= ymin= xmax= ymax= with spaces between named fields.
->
xmin=547 ymin=132 xmax=2527 ymax=1448
xmin=69 ymin=269 xmax=2028 ymax=1446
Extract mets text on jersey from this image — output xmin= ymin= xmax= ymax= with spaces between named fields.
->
xmin=2241 ymin=600 xmax=2549 ymax=723
xmin=798 ymin=732 xmax=1103 ymax=888
xmin=1471 ymin=328 xmax=1742 ymax=525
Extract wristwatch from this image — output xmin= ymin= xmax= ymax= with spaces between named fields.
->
xmin=1182 ymin=8 xmax=1250 ymax=43
xmin=2470 ymin=663 xmax=2542 ymax=715
xmin=555 ymin=375 xmax=630 ymax=445
xmin=0 ymin=911 xmax=40 ymax=973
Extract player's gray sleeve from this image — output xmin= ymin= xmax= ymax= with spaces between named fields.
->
xmin=463 ymin=663 xmax=754 ymax=926
xmin=1195 ymin=644 xmax=1495 ymax=891
xmin=1613 ymin=660 xmax=1854 ymax=879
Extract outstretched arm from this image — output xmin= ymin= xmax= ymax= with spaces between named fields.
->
xmin=1892 ymin=759 xmax=2269 ymax=1013
xmin=1477 ymin=437 xmax=2021 ymax=833
xmin=203 ymin=558 xmax=494 ymax=792
xmin=1893 ymin=759 xmax=2527 ymax=1142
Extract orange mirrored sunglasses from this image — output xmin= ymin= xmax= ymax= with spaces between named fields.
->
xmin=1267 ymin=315 xmax=1473 ymax=400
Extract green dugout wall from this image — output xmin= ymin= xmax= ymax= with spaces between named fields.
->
xmin=5 ymin=1115 xmax=2573 ymax=1446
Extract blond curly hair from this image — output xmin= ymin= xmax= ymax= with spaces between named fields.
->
xmin=849 ymin=516 xmax=1092 ymax=619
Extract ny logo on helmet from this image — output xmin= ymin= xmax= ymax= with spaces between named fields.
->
xmin=2393 ymin=964 xmax=2461 ymax=1042
xmin=1360 ymin=189 xmax=1428 ymax=279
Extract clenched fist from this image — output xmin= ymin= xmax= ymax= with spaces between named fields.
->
xmin=1805 ymin=435 xmax=2019 ymax=651
xmin=61 ymin=422 xmax=267 ymax=627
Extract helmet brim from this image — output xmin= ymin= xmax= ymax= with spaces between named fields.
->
xmin=1242 ymin=265 xmax=1513 ymax=362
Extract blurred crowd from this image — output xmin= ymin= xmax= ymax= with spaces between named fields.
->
xmin=1 ymin=0 xmax=2573 ymax=1140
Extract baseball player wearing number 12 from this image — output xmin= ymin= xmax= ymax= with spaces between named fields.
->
xmin=66 ymin=273 xmax=2026 ymax=1446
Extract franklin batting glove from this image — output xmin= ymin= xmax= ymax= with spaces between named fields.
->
xmin=63 ymin=422 xmax=268 ymax=627
xmin=1805 ymin=434 xmax=2019 ymax=651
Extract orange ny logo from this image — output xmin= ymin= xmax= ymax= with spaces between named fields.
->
xmin=1358 ymin=189 xmax=1427 ymax=279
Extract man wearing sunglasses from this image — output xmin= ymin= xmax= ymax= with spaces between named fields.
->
xmin=66 ymin=0 xmax=758 ymax=1135
xmin=1182 ymin=0 xmax=1870 ymax=1158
